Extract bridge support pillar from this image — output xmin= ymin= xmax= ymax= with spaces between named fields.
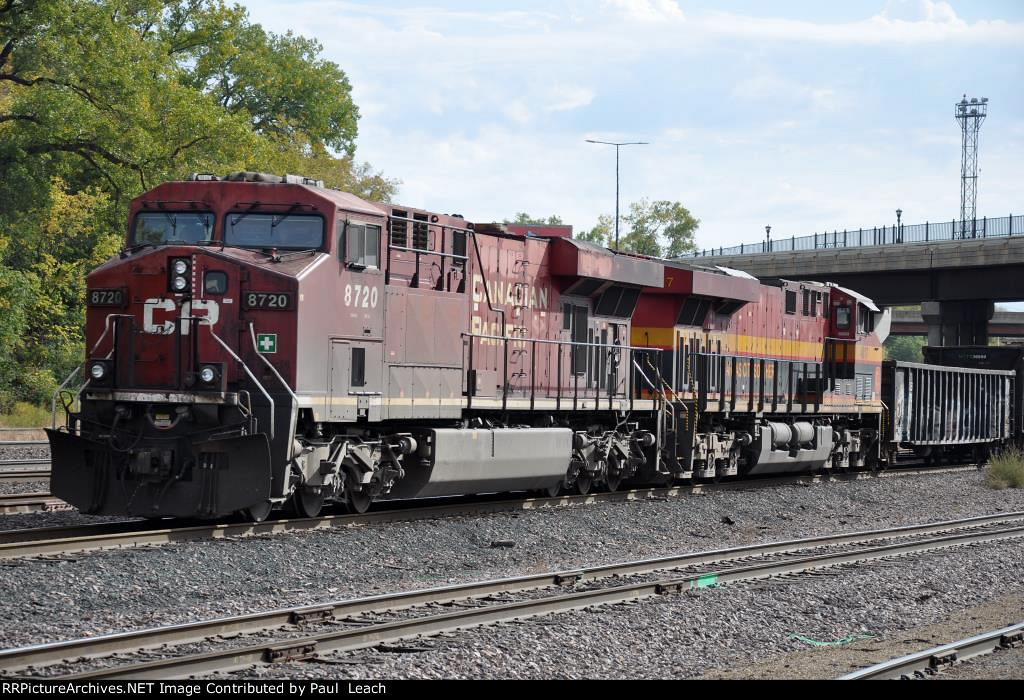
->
xmin=921 ymin=300 xmax=994 ymax=346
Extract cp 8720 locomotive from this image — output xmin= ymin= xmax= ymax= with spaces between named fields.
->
xmin=51 ymin=172 xmax=668 ymax=520
xmin=47 ymin=173 xmax=1017 ymax=521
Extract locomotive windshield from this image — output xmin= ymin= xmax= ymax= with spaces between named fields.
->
xmin=132 ymin=211 xmax=214 ymax=246
xmin=224 ymin=213 xmax=324 ymax=250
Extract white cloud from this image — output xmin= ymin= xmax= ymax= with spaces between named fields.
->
xmin=503 ymin=100 xmax=533 ymax=125
xmin=544 ymin=86 xmax=595 ymax=112
xmin=881 ymin=0 xmax=960 ymax=24
xmin=732 ymin=74 xmax=847 ymax=114
xmin=235 ymin=1 xmax=1024 ymax=252
xmin=702 ymin=3 xmax=1024 ymax=45
xmin=602 ymin=0 xmax=685 ymax=23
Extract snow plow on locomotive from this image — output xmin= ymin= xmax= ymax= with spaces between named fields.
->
xmin=47 ymin=173 xmax=1020 ymax=522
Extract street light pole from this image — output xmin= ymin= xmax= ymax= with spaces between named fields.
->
xmin=585 ymin=139 xmax=648 ymax=249
xmin=765 ymin=225 xmax=771 ymax=252
xmin=896 ymin=208 xmax=902 ymax=243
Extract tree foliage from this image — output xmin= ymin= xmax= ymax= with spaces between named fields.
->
xmin=0 ymin=0 xmax=396 ymax=409
xmin=504 ymin=213 xmax=565 ymax=226
xmin=884 ymin=334 xmax=926 ymax=363
xmin=580 ymin=200 xmax=699 ymax=257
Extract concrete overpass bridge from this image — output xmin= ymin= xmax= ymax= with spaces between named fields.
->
xmin=890 ymin=309 xmax=1024 ymax=338
xmin=685 ymin=213 xmax=1024 ymax=346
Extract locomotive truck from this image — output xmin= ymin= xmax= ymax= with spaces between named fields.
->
xmin=47 ymin=173 xmax=1018 ymax=521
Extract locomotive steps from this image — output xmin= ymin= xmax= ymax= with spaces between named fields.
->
xmin=0 ymin=464 xmax=981 ymax=560
xmin=2 ymin=511 xmax=1023 ymax=679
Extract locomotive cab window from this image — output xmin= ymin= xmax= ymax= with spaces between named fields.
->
xmin=203 ymin=271 xmax=228 ymax=295
xmin=785 ymin=290 xmax=797 ymax=315
xmin=836 ymin=305 xmax=852 ymax=330
xmin=132 ymin=211 xmax=213 ymax=246
xmin=224 ymin=213 xmax=323 ymax=250
xmin=858 ymin=305 xmax=874 ymax=334
xmin=342 ymin=221 xmax=381 ymax=269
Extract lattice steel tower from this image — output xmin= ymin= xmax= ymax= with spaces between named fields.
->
xmin=955 ymin=95 xmax=988 ymax=237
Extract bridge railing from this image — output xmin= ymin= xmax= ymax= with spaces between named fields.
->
xmin=686 ymin=213 xmax=1024 ymax=258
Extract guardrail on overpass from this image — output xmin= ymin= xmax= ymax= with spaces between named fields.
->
xmin=687 ymin=214 xmax=1023 ymax=258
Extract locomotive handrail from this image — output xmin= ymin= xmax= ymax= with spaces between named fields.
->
xmin=202 ymin=320 xmax=276 ymax=439
xmin=461 ymin=332 xmax=661 ymax=353
xmin=387 ymin=244 xmax=467 ymax=261
xmin=387 ymin=214 xmax=474 ymax=235
xmin=385 ymin=215 xmax=470 ymax=296
xmin=248 ymin=324 xmax=299 ymax=403
xmin=462 ymin=331 xmax=661 ymax=409
xmin=50 ymin=313 xmax=133 ymax=429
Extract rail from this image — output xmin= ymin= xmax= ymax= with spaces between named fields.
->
xmin=461 ymin=332 xmax=662 ymax=412
xmin=840 ymin=622 xmax=1024 ymax=679
xmin=9 ymin=511 xmax=1022 ymax=678
xmin=686 ymin=213 xmax=1024 ymax=258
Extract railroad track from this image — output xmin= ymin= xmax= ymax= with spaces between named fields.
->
xmin=2 ymin=512 xmax=1023 ymax=679
xmin=0 ymin=441 xmax=47 ymax=447
xmin=0 ymin=458 xmax=50 ymax=469
xmin=0 ymin=464 xmax=980 ymax=560
xmin=0 ymin=492 xmax=69 ymax=515
xmin=840 ymin=622 xmax=1024 ymax=679
xmin=0 ymin=469 xmax=51 ymax=485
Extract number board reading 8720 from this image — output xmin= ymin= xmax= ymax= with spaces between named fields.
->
xmin=243 ymin=292 xmax=293 ymax=310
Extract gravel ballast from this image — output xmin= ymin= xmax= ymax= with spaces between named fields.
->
xmin=0 ymin=444 xmax=50 ymax=463
xmin=0 ymin=481 xmax=52 ymax=497
xmin=0 ymin=469 xmax=1022 ymax=659
xmin=234 ymin=538 xmax=1024 ymax=680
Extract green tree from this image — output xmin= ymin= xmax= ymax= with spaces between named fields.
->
xmin=504 ymin=213 xmax=565 ymax=226
xmin=617 ymin=199 xmax=699 ymax=257
xmin=575 ymin=214 xmax=612 ymax=246
xmin=884 ymin=335 xmax=926 ymax=363
xmin=0 ymin=0 xmax=395 ymax=409
xmin=580 ymin=200 xmax=699 ymax=256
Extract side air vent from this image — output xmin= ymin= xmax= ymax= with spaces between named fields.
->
xmin=413 ymin=213 xmax=429 ymax=250
xmin=390 ymin=210 xmax=408 ymax=247
xmin=677 ymin=297 xmax=711 ymax=326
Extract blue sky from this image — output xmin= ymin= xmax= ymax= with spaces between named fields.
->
xmin=239 ymin=0 xmax=1023 ymax=254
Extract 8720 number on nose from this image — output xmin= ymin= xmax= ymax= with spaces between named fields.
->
xmin=243 ymin=292 xmax=292 ymax=310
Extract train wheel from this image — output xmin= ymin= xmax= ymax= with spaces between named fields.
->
xmin=292 ymin=488 xmax=325 ymax=519
xmin=544 ymin=482 xmax=562 ymax=498
xmin=574 ymin=475 xmax=593 ymax=495
xmin=241 ymin=500 xmax=273 ymax=523
xmin=346 ymin=487 xmax=373 ymax=514
xmin=604 ymin=453 xmax=624 ymax=491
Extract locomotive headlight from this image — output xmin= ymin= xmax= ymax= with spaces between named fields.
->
xmin=168 ymin=257 xmax=192 ymax=293
xmin=199 ymin=366 xmax=217 ymax=384
xmin=90 ymin=362 xmax=107 ymax=380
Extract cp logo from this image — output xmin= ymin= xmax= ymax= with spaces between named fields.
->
xmin=143 ymin=298 xmax=220 ymax=335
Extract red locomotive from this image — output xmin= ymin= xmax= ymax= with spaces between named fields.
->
xmin=47 ymin=173 xmax=1016 ymax=521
